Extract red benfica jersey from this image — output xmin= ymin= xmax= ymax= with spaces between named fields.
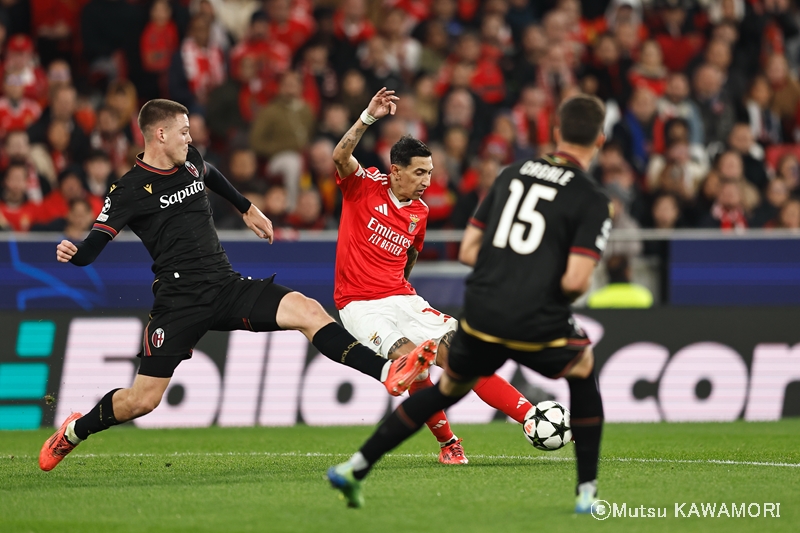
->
xmin=334 ymin=165 xmax=428 ymax=309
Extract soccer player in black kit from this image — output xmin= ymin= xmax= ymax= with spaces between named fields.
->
xmin=328 ymin=95 xmax=611 ymax=513
xmin=39 ymin=99 xmax=436 ymax=472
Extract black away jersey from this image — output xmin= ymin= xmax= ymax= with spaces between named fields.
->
xmin=464 ymin=153 xmax=612 ymax=342
xmin=92 ymin=145 xmax=236 ymax=281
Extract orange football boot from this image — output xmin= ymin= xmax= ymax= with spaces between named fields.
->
xmin=384 ymin=339 xmax=437 ymax=396
xmin=439 ymin=438 xmax=469 ymax=465
xmin=39 ymin=412 xmax=82 ymax=471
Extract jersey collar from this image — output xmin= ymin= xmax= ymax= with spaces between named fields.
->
xmin=550 ymin=151 xmax=585 ymax=170
xmin=135 ymin=154 xmax=179 ymax=175
xmin=388 ymin=187 xmax=412 ymax=209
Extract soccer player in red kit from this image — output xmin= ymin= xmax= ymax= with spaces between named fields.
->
xmin=331 ymin=88 xmax=534 ymax=464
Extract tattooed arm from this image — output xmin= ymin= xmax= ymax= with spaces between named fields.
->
xmin=332 ymin=87 xmax=399 ymax=178
xmin=404 ymin=246 xmax=419 ymax=280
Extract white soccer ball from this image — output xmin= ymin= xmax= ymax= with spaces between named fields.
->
xmin=522 ymin=400 xmax=572 ymax=451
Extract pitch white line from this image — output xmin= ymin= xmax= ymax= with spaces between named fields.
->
xmin=2 ymin=451 xmax=798 ymax=468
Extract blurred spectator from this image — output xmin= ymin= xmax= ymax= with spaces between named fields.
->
xmin=229 ymin=10 xmax=291 ymax=94
xmin=35 ymin=166 xmax=102 ymax=227
xmin=451 ymin=156 xmax=499 ymax=228
xmin=284 ymin=188 xmax=327 ymax=230
xmin=425 ymin=145 xmax=457 ymax=229
xmin=105 ymin=80 xmax=144 ymax=148
xmin=649 ymin=192 xmax=684 ymax=230
xmin=628 ymin=40 xmax=667 ymax=96
xmin=333 ymin=0 xmax=376 ymax=48
xmin=441 ymin=127 xmax=469 ymax=188
xmin=306 ymin=137 xmax=340 ymax=218
xmin=774 ymin=197 xmax=800 ymax=230
xmin=604 ymin=181 xmax=643 ymax=258
xmin=380 ymin=8 xmax=421 ymax=77
xmin=27 ymin=85 xmax=90 ymax=165
xmin=206 ymin=54 xmax=258 ymax=139
xmin=83 ymin=149 xmax=114 ymax=199
xmin=751 ymin=177 xmax=789 ymax=227
xmin=697 ymin=179 xmax=749 ymax=230
xmin=337 ymin=69 xmax=371 ymax=122
xmin=511 ymin=86 xmax=550 ymax=158
xmin=536 ymin=43 xmax=575 ymax=107
xmin=587 ymin=254 xmax=653 ymax=308
xmin=80 ymin=0 xmax=144 ymax=87
xmin=187 ymin=112 xmax=221 ymax=169
xmin=581 ymin=32 xmax=632 ymax=106
xmin=652 ymin=0 xmax=705 ymax=73
xmin=46 ymin=60 xmax=72 ymax=96
xmin=374 ymin=118 xmax=406 ymax=170
xmin=29 ymin=120 xmax=77 ymax=184
xmin=30 ymin=0 xmax=84 ymax=66
xmin=3 ymin=35 xmax=48 ymax=107
xmin=0 ymin=73 xmax=42 ymax=140
xmin=202 ymin=0 xmax=260 ymax=43
xmin=646 ymin=137 xmax=706 ymax=202
xmin=89 ymin=106 xmax=130 ymax=175
xmin=263 ymin=184 xmax=289 ymax=227
xmin=774 ymin=153 xmax=800 ymax=193
xmin=249 ymin=71 xmax=314 ymax=210
xmin=263 ymin=0 xmax=315 ymax=55
xmin=140 ymin=0 xmax=179 ymax=100
xmin=764 ymin=53 xmax=800 ymax=140
xmin=297 ymin=39 xmax=338 ymax=116
xmin=394 ymin=91 xmax=427 ymax=141
xmin=210 ymin=147 xmax=262 ymax=228
xmin=195 ymin=0 xmax=231 ymax=53
xmin=739 ymin=75 xmax=782 ymax=146
xmin=433 ymin=88 xmax=484 ymax=154
xmin=612 ymin=87 xmax=659 ymax=175
xmin=480 ymin=113 xmax=516 ymax=165
xmin=169 ymin=15 xmax=226 ymax=111
xmin=1 ymin=130 xmax=50 ymax=202
xmin=61 ymin=197 xmax=96 ymax=241
xmin=412 ymin=75 xmax=439 ymax=129
xmin=657 ymin=72 xmax=703 ymax=147
xmin=692 ymin=63 xmax=735 ymax=147
xmin=418 ymin=20 xmax=449 ymax=76
xmin=727 ymin=122 xmax=768 ymax=190
xmin=358 ymin=35 xmax=404 ymax=93
xmin=435 ymin=31 xmax=505 ymax=105
xmin=0 ymin=162 xmax=37 ymax=231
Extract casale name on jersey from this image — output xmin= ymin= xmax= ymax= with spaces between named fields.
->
xmin=160 ymin=180 xmax=206 ymax=209
xmin=519 ymin=160 xmax=575 ymax=186
xmin=366 ymin=216 xmax=413 ymax=256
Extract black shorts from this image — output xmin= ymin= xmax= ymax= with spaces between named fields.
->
xmin=137 ymin=274 xmax=293 ymax=378
xmin=446 ymin=319 xmax=591 ymax=381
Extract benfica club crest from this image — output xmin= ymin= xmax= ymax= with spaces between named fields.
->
xmin=152 ymin=328 xmax=165 ymax=348
xmin=185 ymin=160 xmax=199 ymax=178
xmin=408 ymin=214 xmax=420 ymax=233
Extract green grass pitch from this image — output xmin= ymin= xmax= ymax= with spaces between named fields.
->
xmin=1 ymin=420 xmax=798 ymax=533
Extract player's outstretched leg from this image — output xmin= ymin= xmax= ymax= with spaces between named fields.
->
xmin=472 ymin=374 xmax=533 ymax=424
xmin=328 ymin=375 xmax=472 ymax=508
xmin=408 ymin=373 xmax=467 ymax=464
xmin=567 ymin=370 xmax=604 ymax=514
xmin=276 ymin=293 xmax=433 ymax=395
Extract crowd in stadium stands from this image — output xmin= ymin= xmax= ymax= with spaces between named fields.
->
xmin=1 ymin=0 xmax=800 ymax=259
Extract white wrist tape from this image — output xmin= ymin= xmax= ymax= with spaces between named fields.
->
xmin=360 ymin=109 xmax=378 ymax=125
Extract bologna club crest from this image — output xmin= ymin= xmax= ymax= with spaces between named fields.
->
xmin=152 ymin=328 xmax=165 ymax=348
xmin=185 ymin=161 xmax=199 ymax=178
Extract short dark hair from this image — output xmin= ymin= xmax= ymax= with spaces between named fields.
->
xmin=557 ymin=95 xmax=606 ymax=147
xmin=390 ymin=135 xmax=431 ymax=167
xmin=137 ymin=99 xmax=188 ymax=138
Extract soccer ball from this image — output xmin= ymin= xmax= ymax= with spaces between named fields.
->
xmin=523 ymin=401 xmax=572 ymax=451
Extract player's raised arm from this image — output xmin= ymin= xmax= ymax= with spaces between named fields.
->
xmin=203 ymin=162 xmax=273 ymax=242
xmin=56 ymin=231 xmax=112 ymax=266
xmin=332 ymin=87 xmax=398 ymax=178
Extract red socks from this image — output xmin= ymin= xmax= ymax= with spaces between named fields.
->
xmin=408 ymin=374 xmax=455 ymax=444
xmin=473 ymin=374 xmax=532 ymax=424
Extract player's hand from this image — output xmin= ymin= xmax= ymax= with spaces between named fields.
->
xmin=366 ymin=87 xmax=399 ymax=120
xmin=56 ymin=240 xmax=78 ymax=263
xmin=243 ymin=204 xmax=274 ymax=243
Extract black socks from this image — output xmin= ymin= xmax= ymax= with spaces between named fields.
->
xmin=567 ymin=373 xmax=604 ymax=484
xmin=355 ymin=384 xmax=464 ymax=479
xmin=312 ymin=323 xmax=386 ymax=381
xmin=74 ymin=388 xmax=122 ymax=441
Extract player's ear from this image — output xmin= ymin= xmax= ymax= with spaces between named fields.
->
xmin=390 ymin=163 xmax=399 ymax=178
xmin=553 ymin=127 xmax=562 ymax=145
xmin=595 ymin=132 xmax=606 ymax=150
